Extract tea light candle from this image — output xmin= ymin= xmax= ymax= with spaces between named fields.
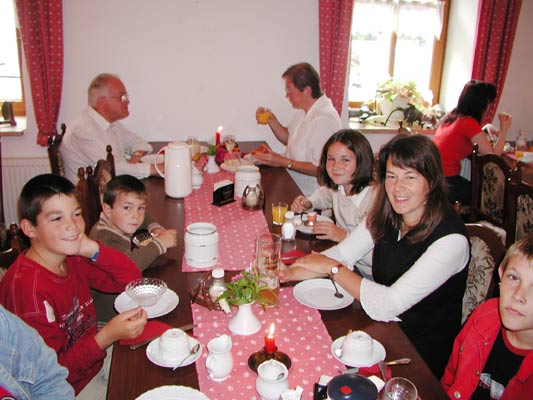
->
xmin=265 ymin=323 xmax=276 ymax=353
xmin=216 ymin=126 xmax=223 ymax=146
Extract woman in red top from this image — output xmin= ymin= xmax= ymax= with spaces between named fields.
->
xmin=433 ymin=80 xmax=512 ymax=205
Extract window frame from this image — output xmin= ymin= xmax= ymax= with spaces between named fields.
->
xmin=348 ymin=0 xmax=451 ymax=109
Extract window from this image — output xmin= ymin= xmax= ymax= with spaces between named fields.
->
xmin=348 ymin=0 xmax=449 ymax=107
xmin=0 ymin=0 xmax=25 ymax=116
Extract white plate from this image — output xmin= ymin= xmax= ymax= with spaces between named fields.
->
xmin=141 ymin=154 xmax=164 ymax=164
xmin=220 ymin=158 xmax=254 ymax=173
xmin=136 ymin=385 xmax=210 ymax=400
xmin=146 ymin=336 xmax=202 ymax=368
xmin=114 ymin=289 xmax=179 ymax=318
xmin=331 ymin=335 xmax=386 ymax=368
xmin=295 ymin=215 xmax=333 ymax=235
xmin=518 ymin=151 xmax=533 ymax=163
xmin=292 ymin=279 xmax=354 ymax=310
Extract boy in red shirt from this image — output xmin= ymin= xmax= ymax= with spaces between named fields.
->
xmin=442 ymin=235 xmax=533 ymax=399
xmin=0 ymin=174 xmax=147 ymax=394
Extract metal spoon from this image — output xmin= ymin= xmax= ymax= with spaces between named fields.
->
xmin=329 ymin=275 xmax=344 ymax=299
xmin=172 ymin=343 xmax=200 ymax=370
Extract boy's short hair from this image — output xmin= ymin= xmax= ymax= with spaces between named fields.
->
xmin=18 ymin=173 xmax=77 ymax=225
xmin=500 ymin=234 xmax=533 ymax=272
xmin=103 ymin=175 xmax=148 ymax=207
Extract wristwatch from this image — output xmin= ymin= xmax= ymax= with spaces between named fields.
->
xmin=287 ymin=159 xmax=293 ymax=169
xmin=330 ymin=264 xmax=343 ymax=276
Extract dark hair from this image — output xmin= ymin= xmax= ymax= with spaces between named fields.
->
xmin=318 ymin=129 xmax=375 ymax=194
xmin=367 ymin=134 xmax=449 ymax=243
xmin=500 ymin=234 xmax=533 ymax=272
xmin=282 ymin=62 xmax=323 ymax=99
xmin=103 ymin=174 xmax=148 ymax=207
xmin=440 ymin=80 xmax=497 ymax=126
xmin=18 ymin=173 xmax=78 ymax=225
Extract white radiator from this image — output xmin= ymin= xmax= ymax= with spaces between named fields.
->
xmin=2 ymin=157 xmax=50 ymax=224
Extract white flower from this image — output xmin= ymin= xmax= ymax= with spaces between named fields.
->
xmin=218 ymin=298 xmax=231 ymax=314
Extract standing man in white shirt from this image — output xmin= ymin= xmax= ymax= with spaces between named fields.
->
xmin=62 ymin=73 xmax=163 ymax=183
xmin=254 ymin=63 xmax=342 ymax=195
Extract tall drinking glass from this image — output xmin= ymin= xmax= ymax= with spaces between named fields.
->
xmin=255 ymin=233 xmax=281 ymax=306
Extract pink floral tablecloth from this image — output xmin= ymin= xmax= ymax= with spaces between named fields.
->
xmin=192 ymin=287 xmax=344 ymax=399
xmin=182 ymin=170 xmax=269 ymax=272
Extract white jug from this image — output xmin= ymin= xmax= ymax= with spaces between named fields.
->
xmin=205 ymin=334 xmax=233 ymax=382
xmin=155 ymin=141 xmax=192 ymax=198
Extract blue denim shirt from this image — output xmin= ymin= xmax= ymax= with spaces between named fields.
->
xmin=0 ymin=305 xmax=74 ymax=399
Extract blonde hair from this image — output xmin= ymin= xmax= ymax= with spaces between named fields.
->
xmin=500 ymin=234 xmax=533 ymax=272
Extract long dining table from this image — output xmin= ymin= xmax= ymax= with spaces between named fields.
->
xmin=106 ymin=141 xmax=448 ymax=400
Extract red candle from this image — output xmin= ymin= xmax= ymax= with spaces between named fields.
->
xmin=215 ymin=125 xmax=223 ymax=146
xmin=265 ymin=323 xmax=276 ymax=353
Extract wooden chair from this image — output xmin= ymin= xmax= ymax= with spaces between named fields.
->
xmin=47 ymin=123 xmax=66 ymax=175
xmin=505 ymin=170 xmax=533 ymax=246
xmin=76 ymin=160 xmax=114 ymax=234
xmin=0 ymin=223 xmax=25 ymax=272
xmin=469 ymin=143 xmax=520 ymax=245
xmin=106 ymin=144 xmax=116 ymax=178
xmin=462 ymin=223 xmax=506 ymax=323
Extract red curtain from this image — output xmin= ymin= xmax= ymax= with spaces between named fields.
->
xmin=16 ymin=0 xmax=63 ymax=146
xmin=319 ymin=0 xmax=353 ymax=115
xmin=472 ymin=0 xmax=522 ymax=123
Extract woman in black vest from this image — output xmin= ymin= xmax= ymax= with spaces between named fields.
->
xmin=281 ymin=134 xmax=470 ymax=378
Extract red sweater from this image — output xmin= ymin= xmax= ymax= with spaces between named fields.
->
xmin=0 ymin=244 xmax=141 ymax=394
xmin=434 ymin=116 xmax=481 ymax=176
xmin=441 ymin=298 xmax=533 ymax=399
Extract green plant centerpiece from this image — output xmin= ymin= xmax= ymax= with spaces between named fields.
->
xmin=206 ymin=144 xmax=218 ymax=156
xmin=217 ymin=270 xmax=277 ymax=312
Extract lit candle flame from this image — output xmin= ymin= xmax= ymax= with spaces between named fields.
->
xmin=268 ymin=323 xmax=275 ymax=337
xmin=217 ymin=125 xmax=223 ymax=133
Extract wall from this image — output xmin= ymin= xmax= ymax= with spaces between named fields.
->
xmin=3 ymin=0 xmax=532 ymax=156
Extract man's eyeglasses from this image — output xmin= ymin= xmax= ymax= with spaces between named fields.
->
xmin=106 ymin=93 xmax=130 ymax=103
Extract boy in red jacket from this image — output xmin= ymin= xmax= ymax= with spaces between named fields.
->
xmin=441 ymin=235 xmax=533 ymax=399
xmin=0 ymin=174 xmax=147 ymax=395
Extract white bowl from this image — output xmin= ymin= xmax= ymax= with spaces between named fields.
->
xmin=125 ymin=278 xmax=167 ymax=307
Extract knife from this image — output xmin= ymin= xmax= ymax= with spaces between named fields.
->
xmin=129 ymin=323 xmax=196 ymax=350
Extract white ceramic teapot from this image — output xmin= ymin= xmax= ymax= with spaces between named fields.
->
xmin=205 ymin=334 xmax=233 ymax=381
xmin=256 ymin=359 xmax=289 ymax=400
xmin=155 ymin=141 xmax=192 ymax=198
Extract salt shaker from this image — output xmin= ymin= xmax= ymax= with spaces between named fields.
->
xmin=281 ymin=211 xmax=296 ymax=241
xmin=208 ymin=268 xmax=226 ymax=302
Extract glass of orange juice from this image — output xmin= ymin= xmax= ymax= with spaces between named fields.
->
xmin=272 ymin=202 xmax=288 ymax=225
xmin=257 ymin=108 xmax=271 ymax=125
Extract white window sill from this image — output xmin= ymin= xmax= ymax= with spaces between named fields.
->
xmin=0 ymin=116 xmax=26 ymax=137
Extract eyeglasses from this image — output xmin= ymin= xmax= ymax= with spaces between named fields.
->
xmin=106 ymin=93 xmax=130 ymax=103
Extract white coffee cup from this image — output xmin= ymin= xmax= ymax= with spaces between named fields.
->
xmin=335 ymin=330 xmax=374 ymax=362
xmin=159 ymin=328 xmax=190 ymax=362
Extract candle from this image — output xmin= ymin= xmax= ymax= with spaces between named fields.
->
xmin=265 ymin=323 xmax=276 ymax=353
xmin=216 ymin=125 xmax=223 ymax=146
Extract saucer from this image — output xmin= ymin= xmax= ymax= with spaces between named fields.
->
xmin=146 ymin=336 xmax=202 ymax=368
xmin=295 ymin=215 xmax=333 ymax=235
xmin=114 ymin=289 xmax=179 ymax=318
xmin=136 ymin=385 xmax=210 ymax=400
xmin=331 ymin=335 xmax=386 ymax=367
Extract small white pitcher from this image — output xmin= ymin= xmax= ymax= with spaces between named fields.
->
xmin=205 ymin=334 xmax=233 ymax=381
xmin=256 ymin=359 xmax=289 ymax=400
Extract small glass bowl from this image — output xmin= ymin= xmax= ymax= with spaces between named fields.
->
xmin=125 ymin=278 xmax=167 ymax=307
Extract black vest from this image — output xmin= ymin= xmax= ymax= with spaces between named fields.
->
xmin=372 ymin=207 xmax=469 ymax=378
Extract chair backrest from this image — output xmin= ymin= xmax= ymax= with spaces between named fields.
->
xmin=106 ymin=145 xmax=116 ymax=178
xmin=0 ymin=223 xmax=25 ymax=269
xmin=505 ymin=170 xmax=533 ymax=246
xmin=462 ymin=223 xmax=506 ymax=323
xmin=470 ymin=144 xmax=521 ymax=245
xmin=76 ymin=160 xmax=114 ymax=234
xmin=47 ymin=123 xmax=66 ymax=175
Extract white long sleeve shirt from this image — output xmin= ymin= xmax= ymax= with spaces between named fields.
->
xmin=62 ymin=107 xmax=153 ymax=183
xmin=322 ymin=220 xmax=470 ymax=322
